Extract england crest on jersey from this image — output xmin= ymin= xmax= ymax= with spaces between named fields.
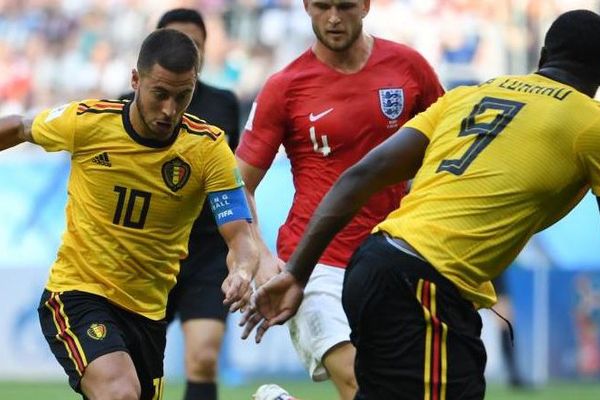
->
xmin=379 ymin=88 xmax=404 ymax=120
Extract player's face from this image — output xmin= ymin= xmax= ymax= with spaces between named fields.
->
xmin=305 ymin=0 xmax=369 ymax=52
xmin=163 ymin=22 xmax=206 ymax=69
xmin=131 ymin=63 xmax=196 ymax=140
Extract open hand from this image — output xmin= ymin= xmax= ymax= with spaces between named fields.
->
xmin=222 ymin=269 xmax=253 ymax=312
xmin=240 ymin=270 xmax=304 ymax=343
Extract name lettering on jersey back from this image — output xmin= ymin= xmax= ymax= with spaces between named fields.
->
xmin=496 ymin=78 xmax=573 ymax=101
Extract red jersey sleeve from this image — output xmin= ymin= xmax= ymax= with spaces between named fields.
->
xmin=412 ymin=52 xmax=445 ymax=113
xmin=236 ymin=73 xmax=289 ymax=169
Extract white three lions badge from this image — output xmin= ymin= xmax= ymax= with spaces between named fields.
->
xmin=379 ymin=88 xmax=404 ymax=120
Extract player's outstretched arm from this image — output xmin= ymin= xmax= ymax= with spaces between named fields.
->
xmin=0 ymin=116 xmax=34 ymax=151
xmin=237 ymin=157 xmax=286 ymax=287
xmin=219 ymin=219 xmax=259 ymax=312
xmin=240 ymin=127 xmax=430 ymax=343
xmin=285 ymin=127 xmax=430 ymax=285
xmin=240 ymin=270 xmax=303 ymax=343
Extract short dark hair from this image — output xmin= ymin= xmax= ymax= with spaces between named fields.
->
xmin=157 ymin=8 xmax=207 ymax=40
xmin=541 ymin=9 xmax=600 ymax=82
xmin=136 ymin=29 xmax=199 ymax=75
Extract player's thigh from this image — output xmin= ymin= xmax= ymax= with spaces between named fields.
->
xmin=38 ymin=290 xmax=131 ymax=393
xmin=38 ymin=290 xmax=166 ymax=400
xmin=343 ymin=235 xmax=486 ymax=399
xmin=288 ymin=264 xmax=351 ymax=382
xmin=80 ymin=351 xmax=140 ymax=400
xmin=322 ymin=341 xmax=357 ymax=391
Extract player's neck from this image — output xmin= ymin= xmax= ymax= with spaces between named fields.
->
xmin=537 ymin=67 xmax=598 ymax=98
xmin=313 ymin=33 xmax=374 ymax=74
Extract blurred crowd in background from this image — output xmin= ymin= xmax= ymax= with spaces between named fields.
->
xmin=1 ymin=0 xmax=599 ymax=119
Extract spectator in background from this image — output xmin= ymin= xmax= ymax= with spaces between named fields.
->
xmin=237 ymin=1 xmax=443 ymax=399
xmin=121 ymin=8 xmax=240 ymax=400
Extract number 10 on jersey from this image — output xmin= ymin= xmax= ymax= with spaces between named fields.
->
xmin=113 ymin=186 xmax=152 ymax=229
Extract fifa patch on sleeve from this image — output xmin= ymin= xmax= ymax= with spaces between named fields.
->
xmin=45 ymin=103 xmax=69 ymax=122
xmin=208 ymin=187 xmax=252 ymax=226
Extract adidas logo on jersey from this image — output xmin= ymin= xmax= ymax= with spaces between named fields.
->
xmin=92 ymin=152 xmax=112 ymax=167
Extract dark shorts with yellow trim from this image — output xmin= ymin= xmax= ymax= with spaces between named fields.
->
xmin=38 ymin=290 xmax=167 ymax=400
xmin=166 ymin=233 xmax=229 ymax=324
xmin=342 ymin=234 xmax=487 ymax=400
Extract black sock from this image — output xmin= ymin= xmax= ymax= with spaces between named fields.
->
xmin=184 ymin=381 xmax=217 ymax=400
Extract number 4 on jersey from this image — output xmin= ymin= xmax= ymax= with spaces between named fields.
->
xmin=437 ymin=96 xmax=525 ymax=175
xmin=310 ymin=126 xmax=331 ymax=156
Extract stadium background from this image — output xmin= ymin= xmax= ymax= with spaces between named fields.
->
xmin=1 ymin=0 xmax=600 ymax=398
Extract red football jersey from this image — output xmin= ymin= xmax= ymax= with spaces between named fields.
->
xmin=237 ymin=38 xmax=444 ymax=268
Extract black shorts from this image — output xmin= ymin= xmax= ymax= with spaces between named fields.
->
xmin=166 ymin=233 xmax=229 ymax=324
xmin=38 ymin=290 xmax=167 ymax=399
xmin=342 ymin=234 xmax=487 ymax=400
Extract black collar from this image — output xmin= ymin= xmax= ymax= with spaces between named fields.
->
xmin=122 ymin=101 xmax=180 ymax=148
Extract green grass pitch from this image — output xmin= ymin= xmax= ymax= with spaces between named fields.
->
xmin=1 ymin=380 xmax=600 ymax=399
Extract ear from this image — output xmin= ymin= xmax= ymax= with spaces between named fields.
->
xmin=131 ymin=68 xmax=140 ymax=90
xmin=362 ymin=0 xmax=371 ymax=17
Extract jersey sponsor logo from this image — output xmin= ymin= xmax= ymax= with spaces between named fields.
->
xmin=91 ymin=152 xmax=112 ymax=167
xmin=87 ymin=323 xmax=107 ymax=340
xmin=309 ymin=107 xmax=334 ymax=122
xmin=379 ymin=88 xmax=404 ymax=120
xmin=161 ymin=157 xmax=191 ymax=192
xmin=45 ymin=103 xmax=69 ymax=122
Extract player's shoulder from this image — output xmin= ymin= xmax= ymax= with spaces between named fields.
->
xmin=181 ymin=113 xmax=224 ymax=143
xmin=262 ymin=49 xmax=314 ymax=90
xmin=373 ymin=37 xmax=428 ymax=62
xmin=76 ymin=98 xmax=127 ymax=117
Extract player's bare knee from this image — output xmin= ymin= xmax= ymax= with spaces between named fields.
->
xmin=103 ymin=382 xmax=140 ymax=400
xmin=332 ymin=367 xmax=357 ymax=391
xmin=86 ymin=376 xmax=141 ymax=400
xmin=186 ymin=348 xmax=219 ymax=380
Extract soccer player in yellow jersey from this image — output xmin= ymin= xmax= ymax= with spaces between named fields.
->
xmin=242 ymin=9 xmax=600 ymax=400
xmin=0 ymin=29 xmax=257 ymax=400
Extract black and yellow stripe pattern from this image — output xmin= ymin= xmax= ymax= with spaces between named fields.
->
xmin=182 ymin=114 xmax=222 ymax=140
xmin=44 ymin=292 xmax=88 ymax=376
xmin=77 ymin=100 xmax=125 ymax=115
xmin=416 ymin=279 xmax=448 ymax=400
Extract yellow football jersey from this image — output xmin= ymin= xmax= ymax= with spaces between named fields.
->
xmin=374 ymin=74 xmax=600 ymax=308
xmin=32 ymin=99 xmax=242 ymax=320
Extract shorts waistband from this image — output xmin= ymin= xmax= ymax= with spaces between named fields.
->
xmin=383 ymin=234 xmax=426 ymax=262
xmin=372 ymin=233 xmax=461 ymax=298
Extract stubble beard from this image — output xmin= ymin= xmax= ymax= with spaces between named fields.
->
xmin=134 ymin=92 xmax=160 ymax=139
xmin=313 ymin=22 xmax=363 ymax=52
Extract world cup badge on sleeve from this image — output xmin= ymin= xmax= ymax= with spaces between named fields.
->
xmin=162 ymin=157 xmax=191 ymax=192
xmin=379 ymin=88 xmax=404 ymax=120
